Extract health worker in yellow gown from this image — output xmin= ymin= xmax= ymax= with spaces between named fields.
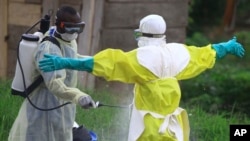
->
xmin=39 ymin=14 xmax=245 ymax=141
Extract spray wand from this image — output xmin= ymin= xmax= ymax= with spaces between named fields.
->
xmin=95 ymin=101 xmax=130 ymax=108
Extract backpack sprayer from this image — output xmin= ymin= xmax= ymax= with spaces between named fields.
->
xmin=11 ymin=11 xmax=71 ymax=111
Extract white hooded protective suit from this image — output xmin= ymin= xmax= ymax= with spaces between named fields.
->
xmin=8 ymin=28 xmax=88 ymax=141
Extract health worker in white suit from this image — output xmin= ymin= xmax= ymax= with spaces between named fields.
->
xmin=8 ymin=6 xmax=96 ymax=141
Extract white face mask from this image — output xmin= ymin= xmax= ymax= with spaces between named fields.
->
xmin=60 ymin=32 xmax=78 ymax=41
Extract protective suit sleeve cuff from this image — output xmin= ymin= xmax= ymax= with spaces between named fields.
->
xmin=77 ymin=57 xmax=94 ymax=72
xmin=211 ymin=44 xmax=225 ymax=59
xmin=73 ymin=92 xmax=89 ymax=105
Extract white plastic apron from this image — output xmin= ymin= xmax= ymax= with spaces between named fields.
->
xmin=128 ymin=104 xmax=189 ymax=141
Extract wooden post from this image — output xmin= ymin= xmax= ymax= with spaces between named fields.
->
xmin=0 ymin=0 xmax=8 ymax=78
xmin=42 ymin=0 xmax=59 ymax=27
xmin=223 ymin=0 xmax=238 ymax=31
xmin=78 ymin=0 xmax=104 ymax=89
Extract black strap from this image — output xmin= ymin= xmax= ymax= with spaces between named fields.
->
xmin=12 ymin=36 xmax=61 ymax=98
xmin=11 ymin=75 xmax=44 ymax=98
xmin=141 ymin=33 xmax=165 ymax=38
xmin=42 ymin=36 xmax=61 ymax=49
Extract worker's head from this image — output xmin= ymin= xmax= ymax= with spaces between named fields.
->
xmin=134 ymin=14 xmax=166 ymax=40
xmin=55 ymin=6 xmax=85 ymax=41
xmin=134 ymin=14 xmax=167 ymax=47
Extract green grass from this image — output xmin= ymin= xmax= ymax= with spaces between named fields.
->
xmin=75 ymin=89 xmax=131 ymax=141
xmin=0 ymin=80 xmax=132 ymax=141
xmin=0 ymin=79 xmax=24 ymax=140
xmin=1 ymin=79 xmax=250 ymax=141
xmin=186 ymin=105 xmax=250 ymax=141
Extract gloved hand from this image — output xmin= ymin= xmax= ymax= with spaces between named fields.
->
xmin=39 ymin=14 xmax=50 ymax=34
xmin=39 ymin=54 xmax=94 ymax=72
xmin=78 ymin=95 xmax=97 ymax=109
xmin=211 ymin=36 xmax=245 ymax=59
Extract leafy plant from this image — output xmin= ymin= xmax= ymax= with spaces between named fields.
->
xmin=185 ymin=32 xmax=210 ymax=46
xmin=181 ymin=63 xmax=250 ymax=116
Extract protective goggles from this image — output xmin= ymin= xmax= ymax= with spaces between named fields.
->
xmin=134 ymin=29 xmax=165 ymax=40
xmin=59 ymin=22 xmax=85 ymax=34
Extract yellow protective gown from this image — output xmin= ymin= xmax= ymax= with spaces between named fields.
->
xmin=8 ymin=28 xmax=88 ymax=141
xmin=92 ymin=42 xmax=216 ymax=141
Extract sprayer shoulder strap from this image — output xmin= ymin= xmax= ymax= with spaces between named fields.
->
xmin=25 ymin=36 xmax=61 ymax=97
xmin=42 ymin=36 xmax=61 ymax=49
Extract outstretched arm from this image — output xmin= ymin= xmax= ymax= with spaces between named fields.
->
xmin=39 ymin=49 xmax=155 ymax=83
xmin=176 ymin=36 xmax=245 ymax=80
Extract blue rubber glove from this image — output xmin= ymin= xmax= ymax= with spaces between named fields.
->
xmin=39 ymin=54 xmax=94 ymax=72
xmin=211 ymin=36 xmax=245 ymax=59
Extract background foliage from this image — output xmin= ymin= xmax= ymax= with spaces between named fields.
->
xmin=183 ymin=0 xmax=250 ymax=118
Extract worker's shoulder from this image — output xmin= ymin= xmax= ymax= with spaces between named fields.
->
xmin=166 ymin=42 xmax=185 ymax=48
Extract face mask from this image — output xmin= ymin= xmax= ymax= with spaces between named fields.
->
xmin=60 ymin=32 xmax=78 ymax=41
